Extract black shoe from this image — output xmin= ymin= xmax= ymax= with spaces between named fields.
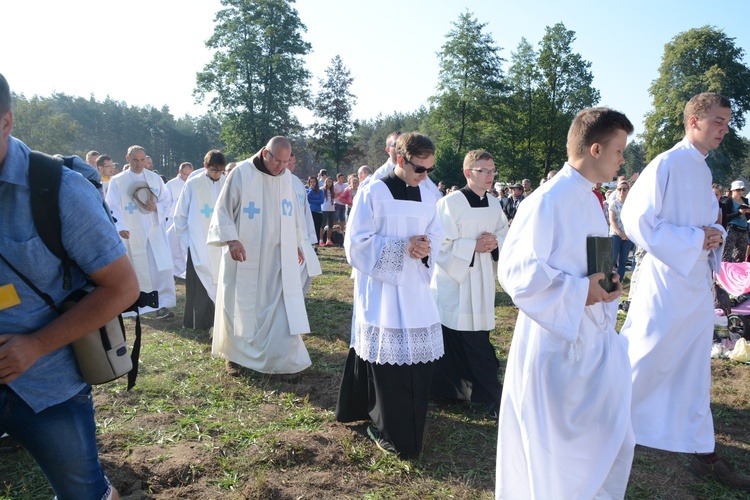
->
xmin=154 ymin=307 xmax=175 ymax=319
xmin=225 ymin=360 xmax=245 ymax=377
xmin=688 ymin=454 xmax=750 ymax=491
xmin=367 ymin=423 xmax=397 ymax=455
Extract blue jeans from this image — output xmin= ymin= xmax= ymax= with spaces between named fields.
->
xmin=612 ymin=234 xmax=633 ymax=281
xmin=0 ymin=385 xmax=111 ymax=500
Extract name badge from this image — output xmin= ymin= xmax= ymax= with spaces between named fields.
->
xmin=0 ymin=284 xmax=21 ymax=311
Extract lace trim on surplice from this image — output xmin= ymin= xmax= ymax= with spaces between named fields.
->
xmin=352 ymin=322 xmax=444 ymax=365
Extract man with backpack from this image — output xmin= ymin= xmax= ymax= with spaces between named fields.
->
xmin=0 ymin=73 xmax=139 ymax=500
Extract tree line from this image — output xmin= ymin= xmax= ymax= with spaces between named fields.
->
xmin=9 ymin=0 xmax=750 ymax=186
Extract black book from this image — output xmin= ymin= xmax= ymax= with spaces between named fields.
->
xmin=587 ymin=236 xmax=615 ymax=293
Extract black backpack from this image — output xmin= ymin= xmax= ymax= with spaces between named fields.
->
xmin=27 ymin=152 xmax=141 ymax=389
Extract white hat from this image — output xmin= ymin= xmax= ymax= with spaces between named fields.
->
xmin=127 ymin=181 xmax=157 ymax=214
xmin=731 ymin=180 xmax=745 ymax=191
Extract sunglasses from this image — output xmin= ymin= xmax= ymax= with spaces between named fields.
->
xmin=404 ymin=158 xmax=436 ymax=174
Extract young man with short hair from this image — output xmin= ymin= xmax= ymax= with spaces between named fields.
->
xmin=620 ymin=92 xmax=750 ymax=490
xmin=336 ymin=132 xmax=444 ymax=457
xmin=431 ymin=149 xmax=508 ymax=418
xmin=496 ymin=107 xmax=634 ymax=498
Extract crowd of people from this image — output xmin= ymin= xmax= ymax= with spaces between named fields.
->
xmin=0 ymin=66 xmax=748 ymax=499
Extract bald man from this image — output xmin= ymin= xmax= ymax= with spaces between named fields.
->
xmin=208 ymin=136 xmax=311 ymax=377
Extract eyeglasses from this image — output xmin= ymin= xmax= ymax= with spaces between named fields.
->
xmin=469 ymin=168 xmax=497 ymax=177
xmin=404 ymin=158 xmax=436 ymax=174
xmin=265 ymin=149 xmax=290 ymax=166
xmin=207 ymin=167 xmax=224 ymax=173
xmin=736 ymin=188 xmax=746 ymax=192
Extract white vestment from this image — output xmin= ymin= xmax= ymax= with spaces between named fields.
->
xmin=174 ymin=173 xmax=225 ymax=302
xmin=105 ymin=169 xmax=176 ymax=313
xmin=432 ymin=189 xmax=508 ymax=331
xmin=620 ymin=138 xmax=725 ymax=453
xmin=208 ymin=156 xmax=311 ymax=374
xmin=290 ymin=174 xmax=322 ymax=295
xmin=165 ymin=175 xmax=187 ymax=278
xmin=345 ymin=179 xmax=444 ymax=365
xmin=496 ymin=165 xmax=633 ymax=500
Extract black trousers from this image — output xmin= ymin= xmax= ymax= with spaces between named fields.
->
xmin=335 ymin=348 xmax=434 ymax=457
xmin=430 ymin=325 xmax=502 ymax=412
xmin=183 ymin=249 xmax=215 ymax=330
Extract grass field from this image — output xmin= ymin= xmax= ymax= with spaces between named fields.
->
xmin=2 ymin=247 xmax=750 ymax=499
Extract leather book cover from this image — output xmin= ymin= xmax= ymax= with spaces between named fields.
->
xmin=586 ymin=236 xmax=615 ymax=293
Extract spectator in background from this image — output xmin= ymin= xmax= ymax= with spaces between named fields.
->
xmin=225 ymin=162 xmax=237 ymax=175
xmin=720 ymin=180 xmax=750 ymax=262
xmin=320 ymin=177 xmax=336 ymax=246
xmin=503 ymin=183 xmax=525 ymax=224
xmin=609 ymin=179 xmax=633 ymax=281
xmin=333 ymin=173 xmax=348 ymax=232
xmin=306 ymin=176 xmax=324 ymax=246
xmin=337 ymin=174 xmax=359 ymax=220
xmin=522 ymin=178 xmax=532 ymax=196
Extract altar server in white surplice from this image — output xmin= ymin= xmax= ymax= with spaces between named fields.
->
xmin=287 ymin=152 xmax=321 ymax=296
xmin=336 ymin=132 xmax=444 ymax=458
xmin=430 ymin=150 xmax=507 ymax=419
xmin=208 ymin=136 xmax=311 ymax=376
xmin=620 ymin=93 xmax=750 ymax=490
xmin=105 ymin=145 xmax=176 ymax=317
xmin=496 ymin=108 xmax=634 ymax=500
xmin=174 ymin=151 xmax=226 ymax=330
xmin=165 ymin=161 xmax=193 ymax=279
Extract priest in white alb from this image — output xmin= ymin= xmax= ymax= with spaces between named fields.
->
xmin=430 ymin=149 xmax=507 ymax=419
xmin=335 ymin=132 xmax=444 ymax=457
xmin=496 ymin=108 xmax=634 ymax=499
xmin=174 ymin=150 xmax=226 ymax=330
xmin=105 ymin=145 xmax=176 ymax=318
xmin=208 ymin=136 xmax=311 ymax=376
xmin=620 ymin=93 xmax=750 ymax=490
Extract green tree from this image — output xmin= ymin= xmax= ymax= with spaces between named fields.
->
xmin=11 ymin=94 xmax=80 ymax=154
xmin=622 ymin=140 xmax=647 ymax=178
xmin=310 ymin=55 xmax=356 ymax=173
xmin=643 ymin=25 xmax=750 ymax=176
xmin=497 ymin=37 xmax=540 ymax=181
xmin=430 ymin=11 xmax=504 ymax=157
xmin=194 ymin=0 xmax=311 ymax=158
xmin=535 ymin=23 xmax=600 ymax=177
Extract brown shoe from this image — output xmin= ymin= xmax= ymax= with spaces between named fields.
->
xmin=688 ymin=454 xmax=750 ymax=491
xmin=225 ymin=360 xmax=245 ymax=377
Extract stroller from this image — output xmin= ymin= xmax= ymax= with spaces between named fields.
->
xmin=715 ymin=262 xmax=750 ymax=340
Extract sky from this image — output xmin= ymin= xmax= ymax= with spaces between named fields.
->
xmin=5 ymin=0 xmax=750 ymax=141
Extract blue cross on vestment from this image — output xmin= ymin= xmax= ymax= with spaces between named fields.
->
xmin=125 ymin=202 xmax=138 ymax=214
xmin=243 ymin=201 xmax=261 ymax=219
xmin=201 ymin=204 xmax=214 ymax=218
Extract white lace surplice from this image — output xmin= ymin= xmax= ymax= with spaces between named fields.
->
xmin=345 ymin=180 xmax=444 ymax=365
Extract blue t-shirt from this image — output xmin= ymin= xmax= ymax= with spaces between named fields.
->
xmin=0 ymin=136 xmax=126 ymax=412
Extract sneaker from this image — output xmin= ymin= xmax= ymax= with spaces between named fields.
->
xmin=326 ymin=240 xmax=335 ymax=247
xmin=367 ymin=423 xmax=397 ymax=455
xmin=688 ymin=454 xmax=750 ymax=491
xmin=319 ymin=239 xmax=325 ymax=246
xmin=154 ymin=307 xmax=175 ymax=320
